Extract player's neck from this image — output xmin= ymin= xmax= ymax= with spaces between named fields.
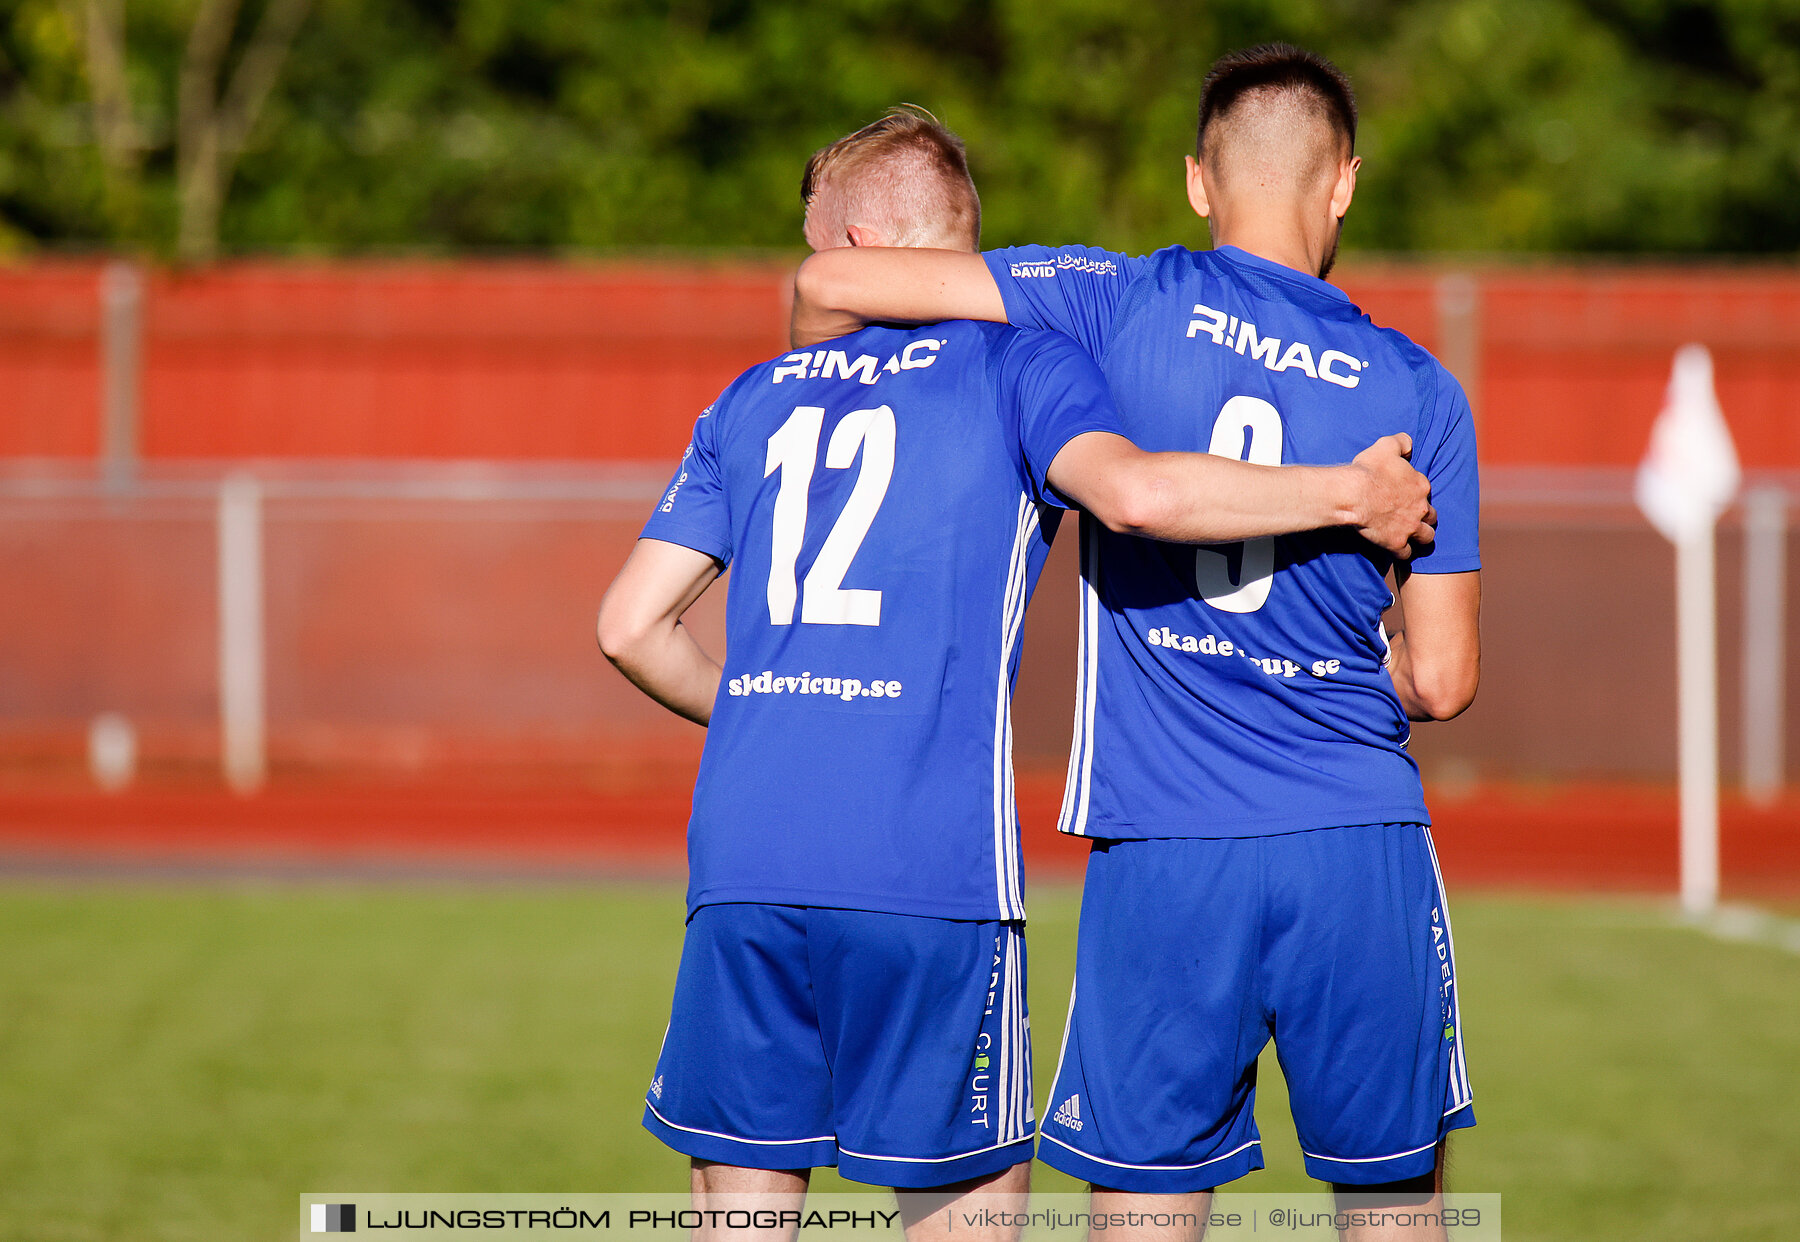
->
xmin=1207 ymin=212 xmax=1330 ymax=281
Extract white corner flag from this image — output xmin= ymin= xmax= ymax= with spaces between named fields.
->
xmin=1635 ymin=344 xmax=1740 ymax=915
xmin=1636 ymin=346 xmax=1741 ymax=544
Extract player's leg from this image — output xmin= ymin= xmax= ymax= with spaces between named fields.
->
xmin=1037 ymin=838 xmax=1270 ymax=1242
xmin=894 ymin=1161 xmax=1030 ymax=1242
xmin=1329 ymin=1138 xmax=1448 ymax=1242
xmin=1087 ymin=1190 xmax=1215 ymax=1242
xmin=690 ymin=1161 xmax=811 ymax=1242
xmin=1265 ymin=824 xmax=1474 ymax=1242
xmin=641 ymin=904 xmax=838 ymax=1187
xmin=803 ymin=909 xmax=1034 ymax=1239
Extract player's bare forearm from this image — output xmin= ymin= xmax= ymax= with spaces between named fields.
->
xmin=1127 ymin=456 xmax=1368 ymax=543
xmin=1387 ymin=568 xmax=1480 ymax=720
xmin=597 ymin=539 xmax=725 ymax=726
xmin=1046 ymin=432 xmax=1436 ymax=553
xmin=1383 ymin=627 xmax=1430 ymax=722
xmin=606 ymin=622 xmax=722 ymax=726
xmin=791 ymin=248 xmax=1007 ymax=347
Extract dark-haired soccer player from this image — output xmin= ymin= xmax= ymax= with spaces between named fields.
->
xmin=600 ymin=105 xmax=1435 ymax=1242
xmin=793 ymin=46 xmax=1481 ymax=1241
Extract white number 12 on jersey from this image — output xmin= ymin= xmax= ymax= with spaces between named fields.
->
xmin=1195 ymin=395 xmax=1284 ymax=614
xmin=764 ymin=404 xmax=896 ymax=626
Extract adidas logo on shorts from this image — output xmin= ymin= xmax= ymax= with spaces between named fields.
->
xmin=649 ymin=1076 xmax=664 ymax=1101
xmin=1052 ymin=1094 xmax=1083 ymax=1132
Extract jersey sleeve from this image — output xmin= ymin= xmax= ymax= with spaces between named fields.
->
xmin=990 ymin=329 xmax=1129 ymax=509
xmin=982 ymin=245 xmax=1142 ymax=359
xmin=639 ymin=397 xmax=733 ymax=566
xmin=1407 ymin=362 xmax=1481 ymax=574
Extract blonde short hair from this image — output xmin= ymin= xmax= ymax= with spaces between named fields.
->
xmin=801 ymin=106 xmax=981 ymax=250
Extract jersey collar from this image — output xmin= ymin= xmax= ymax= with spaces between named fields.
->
xmin=1209 ymin=245 xmax=1352 ymax=305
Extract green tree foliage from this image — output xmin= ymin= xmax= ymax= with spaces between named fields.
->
xmin=1 ymin=0 xmax=1797 ymax=258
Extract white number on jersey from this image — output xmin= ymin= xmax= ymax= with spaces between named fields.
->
xmin=1195 ymin=395 xmax=1283 ymax=614
xmin=764 ymin=404 xmax=896 ymax=626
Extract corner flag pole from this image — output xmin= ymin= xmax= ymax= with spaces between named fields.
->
xmin=1675 ymin=520 xmax=1719 ymax=914
xmin=218 ymin=472 xmax=267 ymax=794
xmin=1634 ymin=344 xmax=1740 ymax=917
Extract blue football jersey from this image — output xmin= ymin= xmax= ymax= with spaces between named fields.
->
xmin=641 ymin=320 xmax=1124 ymax=919
xmin=985 ymin=244 xmax=1481 ymax=839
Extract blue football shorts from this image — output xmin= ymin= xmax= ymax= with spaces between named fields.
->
xmin=1037 ymin=823 xmax=1475 ymax=1192
xmin=642 ymin=903 xmax=1034 ymax=1187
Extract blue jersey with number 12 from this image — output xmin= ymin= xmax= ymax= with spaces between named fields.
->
xmin=641 ymin=321 xmax=1123 ymax=919
xmin=985 ymin=244 xmax=1481 ymax=839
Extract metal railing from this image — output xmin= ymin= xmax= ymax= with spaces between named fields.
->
xmin=2 ymin=461 xmax=1792 ymax=795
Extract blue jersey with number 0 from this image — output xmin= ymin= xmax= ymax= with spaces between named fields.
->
xmin=641 ymin=321 xmax=1123 ymax=918
xmin=985 ymin=244 xmax=1481 ymax=839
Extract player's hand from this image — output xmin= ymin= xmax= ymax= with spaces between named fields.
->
xmin=1350 ymin=434 xmax=1436 ymax=559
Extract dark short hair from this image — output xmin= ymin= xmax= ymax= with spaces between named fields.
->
xmin=1197 ymin=43 xmax=1357 ymax=159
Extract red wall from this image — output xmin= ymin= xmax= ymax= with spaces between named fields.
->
xmin=0 ymin=264 xmax=108 ymax=456
xmin=6 ymin=258 xmax=1799 ymax=794
xmin=0 ymin=261 xmax=790 ymax=464
xmin=3 ymin=258 xmax=1799 ymax=468
xmin=1344 ymin=266 xmax=1800 ymax=469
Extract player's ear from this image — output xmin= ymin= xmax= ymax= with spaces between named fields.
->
xmin=845 ymin=224 xmax=889 ymax=248
xmin=1332 ymin=155 xmax=1360 ymax=221
xmin=1185 ymin=156 xmax=1212 ymax=219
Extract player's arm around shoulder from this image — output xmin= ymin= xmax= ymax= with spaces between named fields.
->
xmin=1007 ymin=328 xmax=1436 ymax=550
xmin=1047 ymin=430 xmax=1435 ymax=553
xmin=597 ymin=539 xmax=724 ymax=726
xmin=791 ymin=247 xmax=1006 ymax=346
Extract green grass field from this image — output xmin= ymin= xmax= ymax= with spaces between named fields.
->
xmin=1 ymin=882 xmax=1795 ymax=1241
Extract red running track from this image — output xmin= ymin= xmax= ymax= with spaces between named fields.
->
xmin=0 ymin=777 xmax=1795 ymax=895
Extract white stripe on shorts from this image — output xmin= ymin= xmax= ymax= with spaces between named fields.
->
xmin=1039 ymin=1132 xmax=1263 ymax=1172
xmin=1421 ymin=827 xmax=1474 ymax=1109
xmin=644 ymin=1100 xmax=831 ymax=1148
